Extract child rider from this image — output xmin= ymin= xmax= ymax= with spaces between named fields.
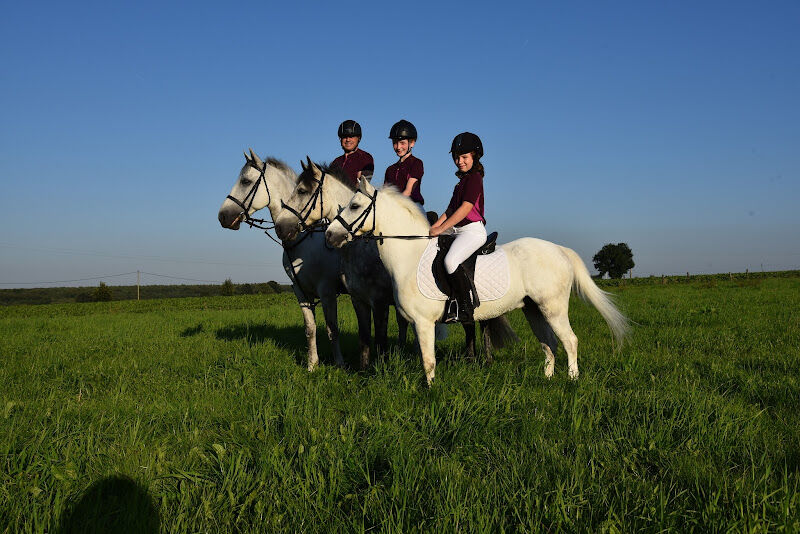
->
xmin=429 ymin=132 xmax=486 ymax=322
xmin=383 ymin=119 xmax=424 ymax=208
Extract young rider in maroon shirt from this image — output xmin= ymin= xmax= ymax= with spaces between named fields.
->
xmin=430 ymin=132 xmax=487 ymax=322
xmin=383 ymin=120 xmax=424 ymax=207
xmin=331 ymin=120 xmax=374 ymax=186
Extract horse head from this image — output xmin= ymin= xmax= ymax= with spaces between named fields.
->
xmin=218 ymin=149 xmax=292 ymax=230
xmin=326 ymin=177 xmax=377 ymax=248
xmin=275 ymin=157 xmax=328 ymax=241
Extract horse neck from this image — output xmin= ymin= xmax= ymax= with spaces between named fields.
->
xmin=263 ymin=166 xmax=297 ymax=219
xmin=372 ymin=192 xmax=430 ymax=279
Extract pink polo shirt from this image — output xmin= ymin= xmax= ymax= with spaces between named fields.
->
xmin=331 ymin=148 xmax=374 ymax=186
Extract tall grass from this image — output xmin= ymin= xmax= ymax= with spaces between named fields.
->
xmin=1 ymin=280 xmax=798 ymax=532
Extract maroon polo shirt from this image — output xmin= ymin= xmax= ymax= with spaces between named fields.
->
xmin=445 ymin=170 xmax=485 ymax=226
xmin=331 ymin=148 xmax=374 ymax=186
xmin=384 ymin=154 xmax=425 ymax=205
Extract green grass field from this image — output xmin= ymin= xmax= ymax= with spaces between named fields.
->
xmin=1 ymin=278 xmax=799 ymax=532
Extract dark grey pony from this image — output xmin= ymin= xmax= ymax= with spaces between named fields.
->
xmin=275 ymin=159 xmax=518 ymax=364
xmin=275 ymin=159 xmax=409 ymax=369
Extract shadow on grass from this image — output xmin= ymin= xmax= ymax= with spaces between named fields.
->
xmin=215 ymin=322 xmax=366 ymax=368
xmin=56 ymin=475 xmax=158 ymax=534
xmin=180 ymin=323 xmax=204 ymax=337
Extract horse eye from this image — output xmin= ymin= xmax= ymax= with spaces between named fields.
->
xmin=298 ymin=188 xmax=307 ymax=195
xmin=350 ymin=203 xmax=359 ymax=210
xmin=241 ymin=179 xmax=252 ymax=186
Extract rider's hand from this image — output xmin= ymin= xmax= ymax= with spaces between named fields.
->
xmin=429 ymin=225 xmax=443 ymax=237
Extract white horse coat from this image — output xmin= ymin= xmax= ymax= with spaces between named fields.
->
xmin=326 ymin=179 xmax=629 ymax=385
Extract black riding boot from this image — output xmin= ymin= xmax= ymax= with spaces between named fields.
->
xmin=443 ymin=265 xmax=476 ymax=324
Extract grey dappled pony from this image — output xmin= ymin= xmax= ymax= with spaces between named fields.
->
xmin=219 ymin=150 xmax=353 ymax=371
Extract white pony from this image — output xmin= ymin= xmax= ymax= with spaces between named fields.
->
xmin=326 ymin=178 xmax=630 ymax=385
xmin=218 ymin=150 xmax=350 ymax=371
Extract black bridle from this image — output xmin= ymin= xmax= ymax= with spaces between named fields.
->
xmin=332 ymin=189 xmax=435 ymax=244
xmin=279 ymin=170 xmax=329 ymax=233
xmin=227 ymin=162 xmax=301 ymax=247
xmin=226 ymin=162 xmax=275 ymax=226
xmin=333 ymin=187 xmax=378 ymax=241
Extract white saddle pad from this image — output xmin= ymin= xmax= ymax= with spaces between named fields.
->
xmin=417 ymin=239 xmax=510 ymax=302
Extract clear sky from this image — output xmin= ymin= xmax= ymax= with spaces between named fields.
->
xmin=1 ymin=1 xmax=798 ymax=287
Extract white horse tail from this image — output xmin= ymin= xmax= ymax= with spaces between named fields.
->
xmin=561 ymin=246 xmax=630 ymax=346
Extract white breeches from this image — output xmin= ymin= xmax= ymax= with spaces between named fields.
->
xmin=444 ymin=221 xmax=487 ymax=274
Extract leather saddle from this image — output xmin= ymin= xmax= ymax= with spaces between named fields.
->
xmin=431 ymin=231 xmax=498 ymax=308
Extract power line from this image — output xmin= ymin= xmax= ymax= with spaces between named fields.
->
xmin=139 ymin=272 xmax=223 ymax=284
xmin=0 ymin=242 xmax=281 ymax=268
xmin=0 ymin=271 xmax=226 ymax=287
xmin=0 ymin=272 xmax=138 ymax=286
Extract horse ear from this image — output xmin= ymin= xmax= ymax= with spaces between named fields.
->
xmin=300 ymin=159 xmax=308 ymax=171
xmin=244 ymin=150 xmax=251 ymax=162
xmin=306 ymin=156 xmax=315 ymax=171
xmin=358 ymin=176 xmax=369 ymax=192
xmin=249 ymin=148 xmax=264 ymax=169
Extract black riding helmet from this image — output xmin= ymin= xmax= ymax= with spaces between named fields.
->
xmin=338 ymin=120 xmax=362 ymax=138
xmin=389 ymin=120 xmax=417 ymax=141
xmin=450 ymin=132 xmax=483 ymax=160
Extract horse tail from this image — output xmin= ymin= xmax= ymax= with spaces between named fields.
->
xmin=484 ymin=315 xmax=520 ymax=349
xmin=561 ymin=246 xmax=630 ymax=347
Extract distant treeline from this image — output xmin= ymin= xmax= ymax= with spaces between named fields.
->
xmin=2 ymin=270 xmax=798 ymax=306
xmin=0 ymin=281 xmax=293 ymax=306
xmin=596 ymin=269 xmax=800 ymax=288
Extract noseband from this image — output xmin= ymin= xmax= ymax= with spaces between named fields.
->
xmin=280 ymin=170 xmax=329 ymax=232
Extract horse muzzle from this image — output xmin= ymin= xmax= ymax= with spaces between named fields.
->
xmin=275 ymin=219 xmax=300 ymax=241
xmin=325 ymin=228 xmax=348 ymax=248
xmin=218 ymin=209 xmax=242 ymax=230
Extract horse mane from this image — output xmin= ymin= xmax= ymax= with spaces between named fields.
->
xmin=266 ymin=157 xmax=291 ymax=173
xmin=378 ymin=185 xmax=430 ymax=228
xmin=297 ymin=162 xmax=353 ymax=190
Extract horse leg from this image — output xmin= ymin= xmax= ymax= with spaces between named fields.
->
xmin=548 ymin=313 xmax=579 ymax=379
xmin=522 ymin=297 xmax=559 ymax=378
xmin=320 ymin=294 xmax=345 ymax=367
xmin=353 ymin=298 xmax=372 ymax=370
xmin=463 ymin=323 xmax=476 ymax=360
xmin=396 ymin=308 xmax=409 ymax=346
xmin=479 ymin=320 xmax=493 ymax=364
xmin=374 ymin=302 xmax=390 ymax=357
xmin=415 ymin=320 xmax=437 ymax=386
xmin=301 ymin=304 xmax=320 ymax=372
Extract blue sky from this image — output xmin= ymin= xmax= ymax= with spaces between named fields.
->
xmin=1 ymin=1 xmax=798 ymax=287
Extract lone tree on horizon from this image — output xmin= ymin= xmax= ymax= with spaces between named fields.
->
xmin=593 ymin=243 xmax=635 ymax=279
xmin=94 ymin=282 xmax=113 ymax=302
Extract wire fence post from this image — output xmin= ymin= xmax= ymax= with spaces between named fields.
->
xmin=137 ymin=270 xmax=140 ymax=301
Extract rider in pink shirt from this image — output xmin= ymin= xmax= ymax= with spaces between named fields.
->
xmin=430 ymin=132 xmax=487 ymax=322
xmin=383 ymin=120 xmax=424 ymax=206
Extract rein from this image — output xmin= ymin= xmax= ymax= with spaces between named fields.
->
xmin=334 ymin=189 xmax=434 ymax=244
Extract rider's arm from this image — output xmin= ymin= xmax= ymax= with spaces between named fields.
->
xmin=402 ymin=177 xmax=419 ymax=197
xmin=430 ymin=201 xmax=473 ymax=236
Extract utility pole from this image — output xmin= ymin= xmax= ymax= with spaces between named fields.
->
xmin=137 ymin=270 xmax=140 ymax=301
